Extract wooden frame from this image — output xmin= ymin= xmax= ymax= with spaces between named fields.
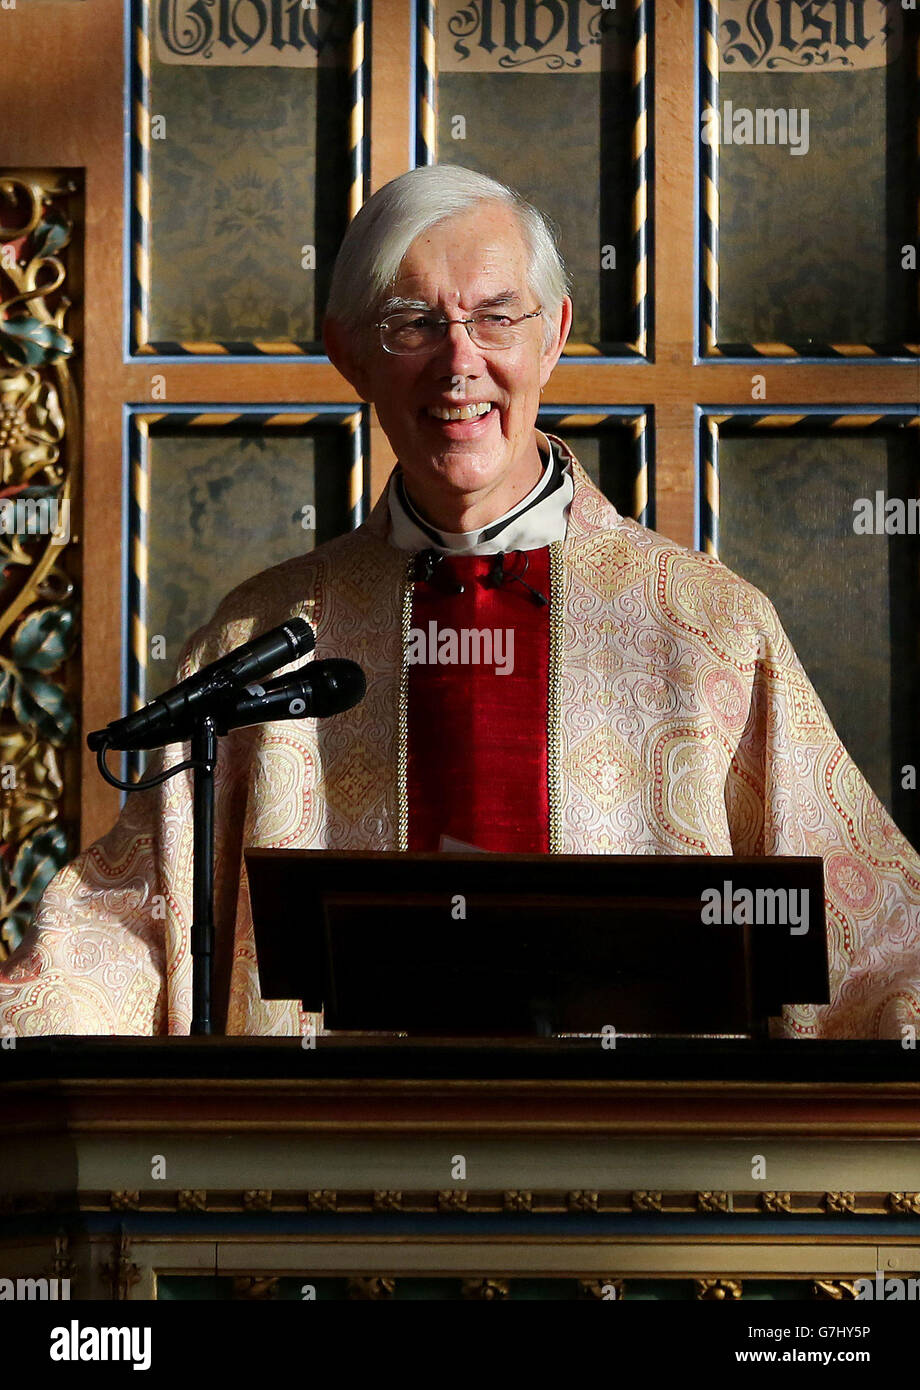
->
xmin=4 ymin=1045 xmax=920 ymax=1297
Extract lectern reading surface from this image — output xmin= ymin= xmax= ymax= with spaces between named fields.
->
xmin=244 ymin=851 xmax=828 ymax=1037
xmin=243 ymin=850 xmax=828 ymax=1039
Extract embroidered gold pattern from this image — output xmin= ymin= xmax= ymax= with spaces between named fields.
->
xmin=547 ymin=540 xmax=565 ymax=853
xmin=396 ymin=558 xmax=414 ymax=851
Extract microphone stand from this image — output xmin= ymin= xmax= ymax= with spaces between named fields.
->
xmin=93 ymin=710 xmax=222 ymax=1037
xmin=190 ymin=716 xmax=217 ymax=1035
xmin=89 ymin=648 xmax=366 ymax=1039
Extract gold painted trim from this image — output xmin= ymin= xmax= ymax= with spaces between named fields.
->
xmin=547 ymin=540 xmax=565 ymax=853
xmin=10 ymin=1119 xmax=920 ymax=1138
xmin=10 ymin=1230 xmax=920 ymax=1289
xmin=7 ymin=1229 xmax=915 ymax=1290
xmin=14 ymin=1189 xmax=918 ymax=1219
xmin=696 ymin=1278 xmax=741 ymax=1300
xmin=396 ymin=559 xmax=414 ymax=850
xmin=12 ymin=1231 xmax=911 ymax=1249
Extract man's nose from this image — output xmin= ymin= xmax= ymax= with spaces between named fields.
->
xmin=432 ymin=320 xmax=483 ymax=375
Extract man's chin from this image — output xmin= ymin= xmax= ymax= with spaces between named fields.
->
xmin=404 ymin=451 xmax=508 ymax=497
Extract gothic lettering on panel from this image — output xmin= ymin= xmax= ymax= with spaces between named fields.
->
xmin=720 ymin=0 xmax=899 ymax=72
xmin=155 ymin=0 xmax=352 ymax=66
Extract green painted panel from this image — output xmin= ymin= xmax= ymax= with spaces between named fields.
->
xmin=145 ymin=3 xmax=353 ymax=347
xmin=716 ymin=63 xmax=916 ymax=346
xmin=717 ymin=430 xmax=920 ymax=848
xmin=137 ymin=424 xmax=355 ymax=702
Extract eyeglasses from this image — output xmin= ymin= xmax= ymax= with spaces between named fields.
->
xmin=377 ymin=307 xmax=543 ymax=355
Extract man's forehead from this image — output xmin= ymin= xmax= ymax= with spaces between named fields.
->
xmin=395 ymin=206 xmax=530 ymax=302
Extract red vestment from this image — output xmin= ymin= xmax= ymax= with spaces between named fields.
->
xmin=407 ymin=550 xmax=551 ymax=853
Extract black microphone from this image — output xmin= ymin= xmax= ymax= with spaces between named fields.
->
xmin=212 ymin=660 xmax=367 ymax=736
xmin=87 ymin=618 xmax=315 ymax=752
xmin=413 ymin=548 xmax=465 ymax=594
xmin=488 ymin=551 xmax=548 ymax=606
xmin=107 ymin=659 xmax=368 ymax=750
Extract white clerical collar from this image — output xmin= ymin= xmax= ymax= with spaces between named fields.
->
xmin=387 ymin=438 xmax=573 ymax=555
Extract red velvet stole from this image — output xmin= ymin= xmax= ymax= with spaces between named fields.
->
xmin=406 ymin=549 xmax=551 ymax=852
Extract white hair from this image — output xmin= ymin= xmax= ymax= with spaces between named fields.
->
xmin=325 ymin=164 xmax=569 ymax=351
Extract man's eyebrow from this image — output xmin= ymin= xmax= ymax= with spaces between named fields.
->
xmin=380 ymin=296 xmax=431 ymax=314
xmin=471 ymin=291 xmax=521 ymax=309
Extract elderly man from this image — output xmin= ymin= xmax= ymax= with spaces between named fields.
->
xmin=1 ymin=165 xmax=919 ymax=1037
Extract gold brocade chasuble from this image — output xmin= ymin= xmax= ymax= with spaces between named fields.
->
xmin=2 ymin=439 xmax=919 ymax=1038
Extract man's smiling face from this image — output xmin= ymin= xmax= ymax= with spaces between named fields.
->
xmin=329 ymin=200 xmax=571 ymax=531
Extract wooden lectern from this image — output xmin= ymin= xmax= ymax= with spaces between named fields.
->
xmin=0 ymin=854 xmax=855 ymax=1304
xmin=4 ymin=1037 xmax=920 ymax=1303
xmin=245 ymin=850 xmax=829 ymax=1036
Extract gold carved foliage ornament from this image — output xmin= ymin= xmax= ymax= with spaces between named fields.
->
xmin=0 ymin=174 xmax=79 ymax=959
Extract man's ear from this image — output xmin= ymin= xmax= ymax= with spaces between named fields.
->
xmin=539 ymin=295 xmax=573 ymax=387
xmin=323 ymin=316 xmax=373 ymax=401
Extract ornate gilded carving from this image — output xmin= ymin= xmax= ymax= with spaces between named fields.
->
xmin=372 ymin=1190 xmax=402 ymax=1211
xmin=0 ymin=173 xmax=80 ymax=959
xmin=58 ymin=1185 xmax=920 ymax=1218
xmin=761 ymin=1191 xmax=793 ymax=1213
xmin=823 ymin=1192 xmax=856 ymax=1214
xmin=888 ymin=1192 xmax=920 ymax=1215
xmin=462 ymin=1279 xmax=509 ymax=1300
xmin=695 ymin=1278 xmax=742 ymax=1300
xmin=232 ymin=1277 xmax=278 ymax=1300
xmin=347 ymin=1277 xmax=396 ymax=1300
xmin=577 ymin=1278 xmax=624 ymax=1300
xmin=177 ymin=1189 xmax=207 ymax=1212
xmin=631 ymin=1190 xmax=663 ymax=1212
xmin=109 ymin=1191 xmax=140 ymax=1211
xmin=101 ymin=1230 xmax=140 ymax=1302
xmin=697 ymin=1191 xmax=731 ymax=1213
xmin=44 ymin=1229 xmax=75 ymax=1287
xmin=306 ymin=1189 xmax=337 ymax=1212
xmin=567 ymin=1190 xmax=599 ymax=1212
xmin=437 ymin=1190 xmax=468 ymax=1212
xmin=242 ymin=1189 xmax=272 ymax=1211
xmin=813 ymin=1280 xmax=864 ymax=1300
